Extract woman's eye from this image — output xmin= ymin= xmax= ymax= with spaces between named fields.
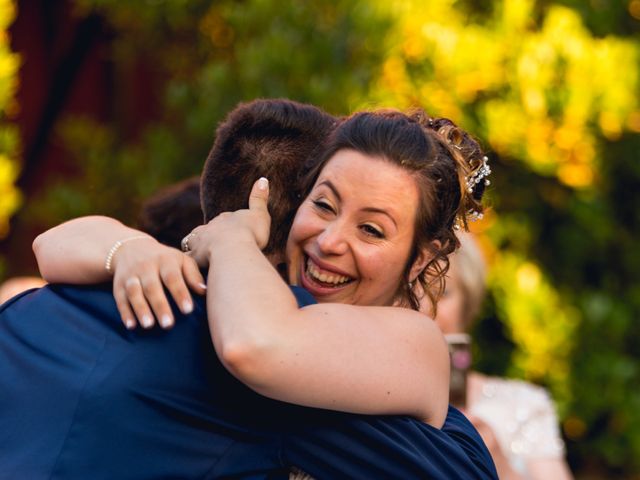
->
xmin=361 ymin=224 xmax=384 ymax=239
xmin=313 ymin=200 xmax=334 ymax=213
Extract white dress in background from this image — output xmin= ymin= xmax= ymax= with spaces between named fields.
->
xmin=468 ymin=373 xmax=567 ymax=478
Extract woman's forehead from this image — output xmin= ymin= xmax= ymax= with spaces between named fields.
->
xmin=315 ymin=150 xmax=420 ymax=224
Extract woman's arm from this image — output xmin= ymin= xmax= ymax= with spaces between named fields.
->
xmin=191 ymin=180 xmax=450 ymax=426
xmin=33 ymin=216 xmax=150 ymax=284
xmin=33 ymin=215 xmax=206 ymax=329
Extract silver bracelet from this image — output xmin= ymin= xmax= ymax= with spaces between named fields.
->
xmin=104 ymin=235 xmax=151 ymax=274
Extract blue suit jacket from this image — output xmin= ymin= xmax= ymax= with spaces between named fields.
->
xmin=0 ymin=284 xmax=497 ymax=479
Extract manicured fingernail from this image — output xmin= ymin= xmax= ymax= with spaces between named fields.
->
xmin=125 ymin=319 xmax=136 ymax=330
xmin=160 ymin=314 xmax=173 ymax=329
xmin=258 ymin=177 xmax=268 ymax=190
xmin=198 ymin=283 xmax=207 ymax=290
xmin=182 ymin=300 xmax=193 ymax=314
xmin=141 ymin=315 xmax=153 ymax=328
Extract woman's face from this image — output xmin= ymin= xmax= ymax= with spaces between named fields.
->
xmin=286 ymin=149 xmax=421 ymax=306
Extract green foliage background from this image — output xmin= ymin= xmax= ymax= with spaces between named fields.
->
xmin=2 ymin=0 xmax=640 ymax=477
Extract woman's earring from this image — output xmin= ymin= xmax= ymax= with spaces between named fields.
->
xmin=408 ymin=280 xmax=414 ymax=289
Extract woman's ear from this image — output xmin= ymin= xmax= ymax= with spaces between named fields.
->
xmin=409 ymin=240 xmax=441 ymax=283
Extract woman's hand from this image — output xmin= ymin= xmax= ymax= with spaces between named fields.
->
xmin=186 ymin=177 xmax=271 ymax=266
xmin=32 ymin=214 xmax=206 ymax=330
xmin=111 ymin=238 xmax=206 ymax=330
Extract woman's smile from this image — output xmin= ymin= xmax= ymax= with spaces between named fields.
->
xmin=305 ymin=256 xmax=353 ymax=286
xmin=299 ymin=254 xmax=355 ymax=296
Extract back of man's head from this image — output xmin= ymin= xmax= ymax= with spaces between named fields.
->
xmin=201 ymin=98 xmax=337 ymax=255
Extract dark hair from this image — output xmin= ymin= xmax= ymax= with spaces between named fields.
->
xmin=300 ymin=109 xmax=488 ymax=312
xmin=201 ymin=98 xmax=337 ymax=255
xmin=137 ymin=176 xmax=202 ymax=249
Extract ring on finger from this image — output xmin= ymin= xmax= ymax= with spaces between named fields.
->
xmin=181 ymin=231 xmax=197 ymax=253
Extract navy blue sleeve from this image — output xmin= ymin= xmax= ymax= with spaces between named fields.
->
xmin=281 ymin=409 xmax=497 ymax=479
xmin=0 ymin=284 xmax=117 ymax=477
xmin=440 ymin=406 xmax=498 ymax=479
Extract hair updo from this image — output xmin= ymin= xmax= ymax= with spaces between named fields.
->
xmin=299 ymin=108 xmax=489 ymax=313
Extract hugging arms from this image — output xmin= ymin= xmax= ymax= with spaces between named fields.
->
xmin=26 ymin=100 xmax=496 ymax=478
xmin=35 ymin=107 xmax=488 ymax=424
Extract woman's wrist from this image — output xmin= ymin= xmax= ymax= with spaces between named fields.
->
xmin=108 ymin=235 xmax=157 ymax=275
xmin=105 ymin=235 xmax=155 ymax=275
xmin=187 ymin=222 xmax=262 ymax=265
xmin=207 ymin=230 xmax=260 ymax=261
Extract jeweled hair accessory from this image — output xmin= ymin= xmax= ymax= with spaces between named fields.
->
xmin=465 ymin=155 xmax=491 ymax=194
xmin=461 ymin=155 xmax=491 ymax=224
xmin=454 ymin=209 xmax=484 ymax=229
xmin=467 ymin=209 xmax=484 ymax=221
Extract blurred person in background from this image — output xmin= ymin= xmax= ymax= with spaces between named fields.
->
xmin=136 ymin=176 xmax=203 ymax=250
xmin=429 ymin=232 xmax=573 ymax=480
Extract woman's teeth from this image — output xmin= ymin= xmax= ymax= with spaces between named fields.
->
xmin=306 ymin=258 xmax=351 ymax=285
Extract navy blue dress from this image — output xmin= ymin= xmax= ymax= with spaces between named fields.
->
xmin=0 ymin=284 xmax=496 ymax=479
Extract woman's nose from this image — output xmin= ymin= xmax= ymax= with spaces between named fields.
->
xmin=316 ymin=222 xmax=349 ymax=256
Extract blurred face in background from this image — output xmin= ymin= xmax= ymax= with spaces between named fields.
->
xmin=432 ymin=258 xmax=466 ymax=335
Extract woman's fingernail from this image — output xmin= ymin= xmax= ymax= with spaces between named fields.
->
xmin=141 ymin=315 xmax=153 ymax=329
xmin=198 ymin=283 xmax=207 ymax=290
xmin=125 ymin=319 xmax=136 ymax=330
xmin=160 ymin=314 xmax=173 ymax=328
xmin=182 ymin=300 xmax=193 ymax=314
xmin=258 ymin=177 xmax=269 ymax=190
